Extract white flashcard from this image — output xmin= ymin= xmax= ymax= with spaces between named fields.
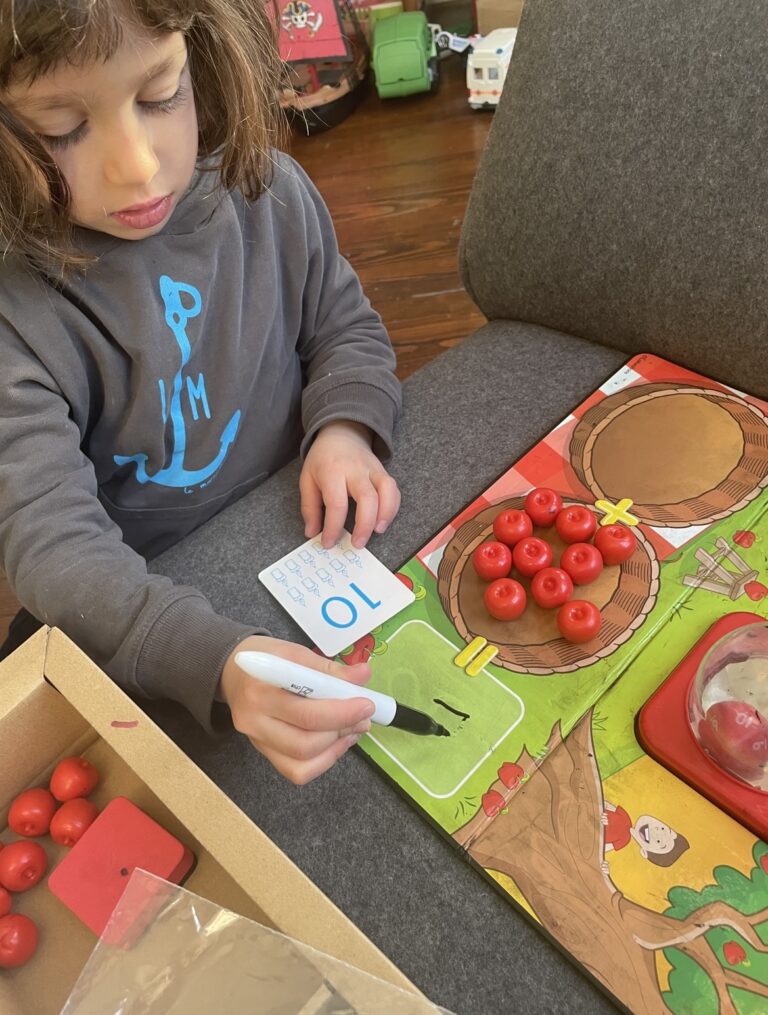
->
xmin=259 ymin=530 xmax=416 ymax=657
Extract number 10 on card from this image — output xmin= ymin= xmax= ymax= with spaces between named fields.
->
xmin=321 ymin=583 xmax=382 ymax=629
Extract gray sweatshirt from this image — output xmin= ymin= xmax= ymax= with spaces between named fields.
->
xmin=0 ymin=154 xmax=401 ymax=731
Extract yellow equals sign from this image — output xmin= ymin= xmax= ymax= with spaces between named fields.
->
xmin=454 ymin=636 xmax=498 ymax=676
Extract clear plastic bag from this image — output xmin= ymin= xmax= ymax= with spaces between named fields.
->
xmin=61 ymin=869 xmax=454 ymax=1014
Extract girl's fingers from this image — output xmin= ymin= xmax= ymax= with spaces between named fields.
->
xmin=270 ymin=688 xmax=375 ymax=732
xmin=255 ymin=733 xmax=361 ymax=786
xmin=348 ymin=474 xmax=379 ymax=548
xmin=235 ymin=683 xmax=372 ymax=784
xmin=250 ymin=712 xmax=371 ymax=762
xmin=235 ymin=678 xmax=374 ymax=734
xmin=299 ymin=472 xmax=324 ymax=538
xmin=325 ymin=660 xmax=372 ymax=685
xmin=228 ymin=638 xmax=377 ymax=784
xmin=232 ymin=644 xmax=375 ymax=733
xmin=319 ymin=473 xmax=350 ymax=548
xmin=256 ymin=640 xmax=373 ymax=687
xmin=372 ymin=472 xmax=401 ymax=534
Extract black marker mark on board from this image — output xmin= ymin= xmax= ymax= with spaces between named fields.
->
xmin=434 ymin=699 xmax=470 ymax=722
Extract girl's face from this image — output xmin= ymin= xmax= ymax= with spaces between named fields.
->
xmin=4 ymin=23 xmax=198 ymax=240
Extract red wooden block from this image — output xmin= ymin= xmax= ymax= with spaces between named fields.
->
xmin=48 ymin=796 xmax=195 ymax=938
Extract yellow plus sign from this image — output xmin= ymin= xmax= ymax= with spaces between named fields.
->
xmin=595 ymin=497 xmax=639 ymax=526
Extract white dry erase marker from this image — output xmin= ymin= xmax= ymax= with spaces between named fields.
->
xmin=234 ymin=651 xmax=450 ymax=737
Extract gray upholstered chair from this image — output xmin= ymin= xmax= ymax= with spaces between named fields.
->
xmin=459 ymin=0 xmax=766 ymax=399
xmin=150 ymin=2 xmax=767 ymax=1011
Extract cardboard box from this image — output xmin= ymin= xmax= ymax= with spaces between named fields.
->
xmin=476 ymin=0 xmax=524 ymax=34
xmin=0 ymin=629 xmax=416 ymax=1014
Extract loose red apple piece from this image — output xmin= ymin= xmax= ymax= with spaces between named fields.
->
xmin=531 ymin=567 xmax=573 ymax=608
xmin=493 ymin=508 xmax=533 ymax=547
xmin=593 ymin=524 xmax=637 ymax=565
xmin=524 ymin=488 xmax=563 ymax=528
xmin=557 ymin=600 xmax=602 ymax=643
xmin=472 ymin=541 xmax=513 ymax=581
xmin=484 ymin=578 xmax=527 ymax=620
xmin=560 ymin=543 xmax=603 ymax=585
xmin=512 ymin=537 xmax=553 ymax=577
xmin=555 ymin=505 xmax=597 ymax=544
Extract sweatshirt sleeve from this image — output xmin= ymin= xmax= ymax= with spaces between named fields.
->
xmin=0 ymin=323 xmax=262 ymax=733
xmin=287 ymin=160 xmax=403 ymax=460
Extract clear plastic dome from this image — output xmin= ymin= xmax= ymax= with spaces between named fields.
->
xmin=688 ymin=622 xmax=768 ymax=791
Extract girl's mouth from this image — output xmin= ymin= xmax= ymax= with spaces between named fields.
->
xmin=111 ymin=194 xmax=173 ymax=230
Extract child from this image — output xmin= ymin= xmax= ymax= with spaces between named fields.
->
xmin=602 ymin=802 xmax=690 ymax=867
xmin=0 ymin=0 xmax=402 ymax=785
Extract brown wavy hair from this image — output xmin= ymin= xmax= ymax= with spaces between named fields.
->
xmin=0 ymin=0 xmax=286 ymax=274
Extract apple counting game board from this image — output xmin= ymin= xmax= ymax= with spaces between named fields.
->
xmin=348 ymin=354 xmax=768 ymax=1014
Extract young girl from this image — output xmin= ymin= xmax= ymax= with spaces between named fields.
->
xmin=0 ymin=0 xmax=402 ymax=784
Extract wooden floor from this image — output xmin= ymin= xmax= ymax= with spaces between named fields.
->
xmin=290 ymin=56 xmax=491 ymax=378
xmin=0 ymin=57 xmax=492 ymax=643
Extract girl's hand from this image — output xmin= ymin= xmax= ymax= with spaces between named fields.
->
xmin=218 ymin=635 xmax=375 ymax=785
xmin=299 ymin=420 xmax=401 ymax=549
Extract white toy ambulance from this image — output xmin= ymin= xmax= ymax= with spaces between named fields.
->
xmin=466 ymin=27 xmax=518 ymax=109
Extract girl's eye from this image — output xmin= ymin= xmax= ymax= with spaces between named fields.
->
xmin=139 ymin=82 xmax=189 ymax=115
xmin=36 ymin=82 xmax=188 ymax=151
xmin=39 ymin=121 xmax=88 ymax=151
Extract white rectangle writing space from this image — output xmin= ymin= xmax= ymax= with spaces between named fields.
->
xmin=258 ymin=531 xmax=415 ymax=657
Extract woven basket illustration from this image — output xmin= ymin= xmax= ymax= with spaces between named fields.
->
xmin=437 ymin=497 xmax=660 ymax=675
xmin=569 ymin=383 xmax=768 ymax=528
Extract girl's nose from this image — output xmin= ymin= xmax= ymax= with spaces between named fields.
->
xmin=101 ymin=116 xmax=160 ymax=187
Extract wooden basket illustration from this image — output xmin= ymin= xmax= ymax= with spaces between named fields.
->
xmin=437 ymin=497 xmax=660 ymax=675
xmin=569 ymin=383 xmax=768 ymax=527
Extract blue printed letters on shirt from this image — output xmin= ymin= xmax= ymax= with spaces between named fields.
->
xmin=114 ymin=275 xmax=241 ymax=489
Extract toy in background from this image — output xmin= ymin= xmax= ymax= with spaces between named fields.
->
xmin=466 ymin=27 xmax=517 ymax=109
xmin=353 ymin=0 xmax=404 ymax=44
xmin=272 ymin=0 xmax=370 ymax=133
xmin=370 ymin=20 xmax=518 ymax=110
xmin=431 ymin=24 xmax=477 ymax=54
xmin=370 ymin=13 xmax=490 ymax=102
xmin=275 ymin=0 xmax=519 ymax=118
xmin=371 ymin=11 xmax=439 ymax=98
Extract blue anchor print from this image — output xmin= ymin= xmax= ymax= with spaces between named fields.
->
xmin=114 ymin=275 xmax=241 ymax=488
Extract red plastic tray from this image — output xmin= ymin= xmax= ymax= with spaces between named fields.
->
xmin=638 ymin=611 xmax=768 ymax=841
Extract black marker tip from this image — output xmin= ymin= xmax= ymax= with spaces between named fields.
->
xmin=391 ymin=703 xmax=452 ymax=737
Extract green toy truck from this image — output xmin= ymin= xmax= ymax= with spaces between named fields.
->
xmin=372 ymin=12 xmax=438 ymax=99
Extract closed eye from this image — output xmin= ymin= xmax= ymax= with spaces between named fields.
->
xmin=38 ymin=82 xmax=189 ymax=152
xmin=39 ymin=121 xmax=88 ymax=151
xmin=139 ymin=81 xmax=189 ymax=115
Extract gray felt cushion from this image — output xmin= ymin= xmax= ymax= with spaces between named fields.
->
xmin=460 ymin=0 xmax=768 ymax=399
xmin=148 ymin=323 xmax=626 ymax=1014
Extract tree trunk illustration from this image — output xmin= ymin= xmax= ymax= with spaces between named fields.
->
xmin=454 ymin=713 xmax=768 ymax=1015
